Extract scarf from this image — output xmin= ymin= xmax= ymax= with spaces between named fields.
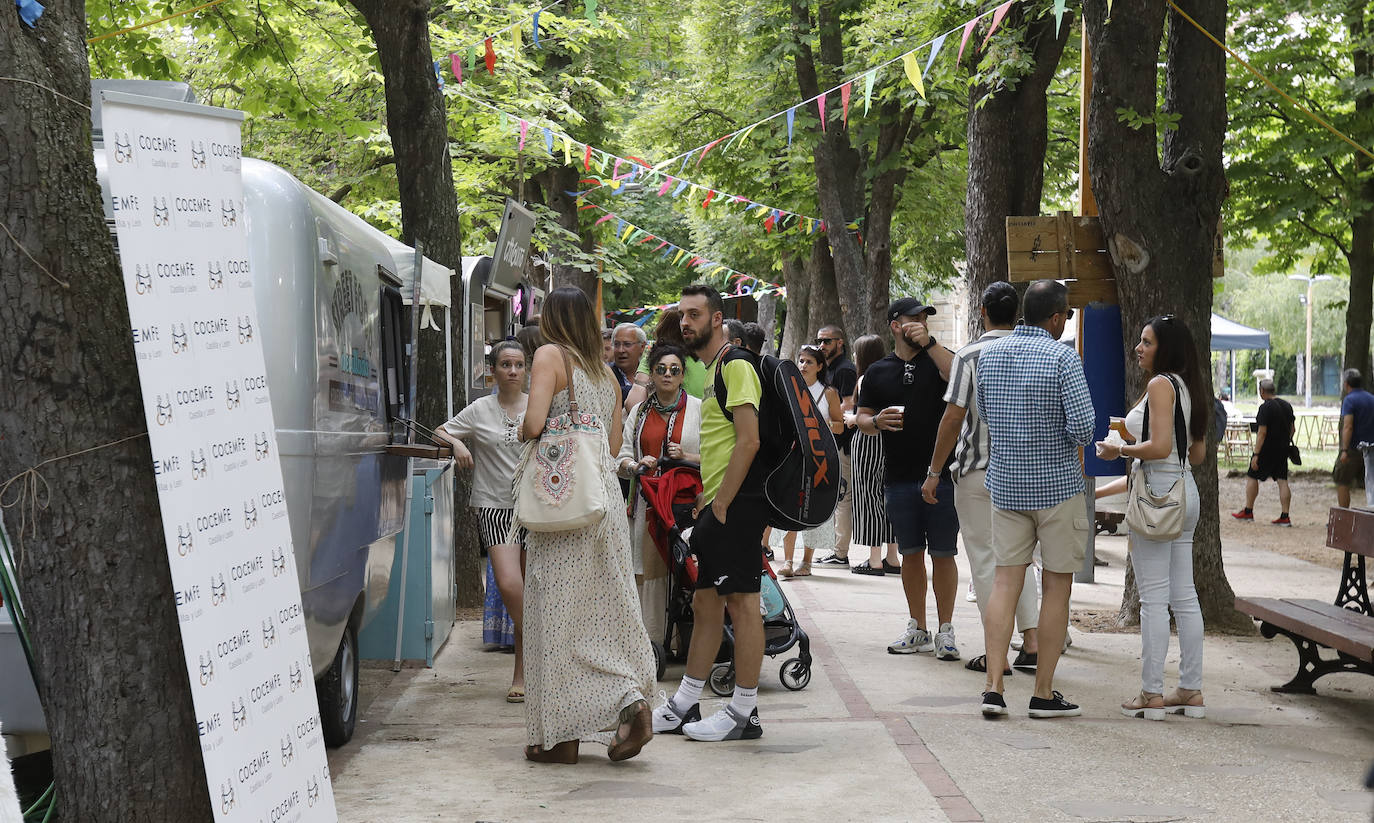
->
xmin=628 ymin=388 xmax=687 ymax=517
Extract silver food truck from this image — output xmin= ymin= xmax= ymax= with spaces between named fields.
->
xmin=0 ymin=81 xmax=457 ymax=756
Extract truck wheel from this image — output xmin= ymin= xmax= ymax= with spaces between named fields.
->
xmin=317 ymin=623 xmax=358 ymax=747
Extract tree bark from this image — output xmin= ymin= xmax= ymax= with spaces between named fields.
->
xmin=1342 ymin=4 xmax=1373 ymax=379
xmin=757 ymin=293 xmax=779 ymax=356
xmin=963 ymin=10 xmax=1072 ymax=339
xmin=780 ymin=250 xmax=811 ymax=359
xmin=1085 ymin=0 xmax=1250 ymax=632
xmin=0 ymin=3 xmax=213 ymax=819
xmin=537 ymin=164 xmax=598 ymax=296
xmin=344 ymin=0 xmax=480 ymax=607
xmin=807 ymin=236 xmax=843 ymax=336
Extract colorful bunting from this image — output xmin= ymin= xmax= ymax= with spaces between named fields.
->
xmin=466 ymin=45 xmax=476 ymax=75
xmin=840 ymin=82 xmax=852 ymax=126
xmin=511 ymin=23 xmax=521 ymax=52
xmin=958 ymin=18 xmax=978 ymax=63
xmin=583 ymin=143 xmax=592 ymax=170
xmin=433 ymin=61 xmax=445 ymax=88
xmin=542 ymin=127 xmax=554 ymax=154
xmin=451 ymin=53 xmax=462 ymax=84
xmin=702 ymin=190 xmax=716 ymax=208
xmin=518 ymin=119 xmax=529 ymax=150
xmin=981 ymin=1 xmax=1013 ymax=51
xmin=926 ymin=32 xmax=947 ymax=75
xmin=863 ymin=70 xmax=876 ymax=115
xmin=786 ymin=107 xmax=795 ymax=145
xmin=563 ymin=134 xmax=572 ymax=164
xmin=532 ymin=10 xmax=541 ymax=47
xmin=657 ymin=177 xmax=673 ymax=196
xmin=902 ymin=52 xmax=926 ymax=100
xmin=817 ymin=91 xmax=827 ymax=132
xmin=672 ymin=179 xmax=690 ymax=197
xmin=484 ymin=38 xmax=496 ymax=74
xmin=1052 ymin=0 xmax=1067 ymax=35
xmin=585 ymin=0 xmax=596 ymax=21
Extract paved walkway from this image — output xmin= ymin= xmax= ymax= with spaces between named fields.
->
xmin=328 ymin=531 xmax=1374 ymax=822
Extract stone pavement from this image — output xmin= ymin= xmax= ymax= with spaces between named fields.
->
xmin=327 ymin=531 xmax=1374 ymax=822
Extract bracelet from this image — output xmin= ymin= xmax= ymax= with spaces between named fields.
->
xmin=923 ymin=336 xmax=937 ymax=351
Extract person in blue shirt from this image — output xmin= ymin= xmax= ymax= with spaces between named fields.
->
xmin=1337 ymin=369 xmax=1374 ymax=508
xmin=975 ymin=280 xmax=1095 ymax=720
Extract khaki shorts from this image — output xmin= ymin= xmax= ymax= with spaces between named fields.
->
xmin=992 ymin=493 xmax=1090 ymax=575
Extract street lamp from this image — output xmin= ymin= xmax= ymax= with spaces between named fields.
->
xmin=1288 ymin=273 xmax=1333 ymax=407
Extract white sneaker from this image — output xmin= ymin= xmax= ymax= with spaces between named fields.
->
xmin=887 ymin=619 xmax=934 ymax=654
xmin=965 ymin=582 xmax=977 ymax=602
xmin=651 ymin=694 xmax=701 ymax=734
xmin=934 ymin=622 xmax=959 ymax=660
xmin=682 ymin=704 xmax=762 ymax=741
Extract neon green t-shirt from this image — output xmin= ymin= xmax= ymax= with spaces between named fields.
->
xmin=700 ymin=357 xmax=762 ymax=501
xmin=683 ymin=357 xmax=707 ymax=399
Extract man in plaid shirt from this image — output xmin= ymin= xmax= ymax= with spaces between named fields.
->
xmin=975 ymin=280 xmax=1095 ymax=719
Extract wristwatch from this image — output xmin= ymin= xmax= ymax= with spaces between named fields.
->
xmin=923 ymin=337 xmax=937 ymax=351
xmin=926 ymin=468 xmax=940 ymax=479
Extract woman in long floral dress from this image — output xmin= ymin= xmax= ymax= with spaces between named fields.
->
xmin=517 ymin=287 xmax=656 ymax=764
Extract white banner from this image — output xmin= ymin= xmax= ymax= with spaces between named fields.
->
xmin=102 ymin=95 xmax=337 ymax=823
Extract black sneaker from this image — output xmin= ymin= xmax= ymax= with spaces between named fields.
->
xmin=1028 ymin=691 xmax=1081 ymax=718
xmin=1012 ymin=650 xmax=1038 ymax=672
xmin=651 ymin=697 xmax=701 ymax=734
xmin=816 ymin=553 xmax=850 ymax=566
xmin=981 ymin=691 xmax=1008 ymax=718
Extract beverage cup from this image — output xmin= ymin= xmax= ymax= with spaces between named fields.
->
xmin=885 ymin=405 xmax=905 ymax=430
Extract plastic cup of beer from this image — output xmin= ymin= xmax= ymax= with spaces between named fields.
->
xmin=1109 ymin=417 xmax=1130 ymax=439
xmin=886 ymin=405 xmax=905 ymax=430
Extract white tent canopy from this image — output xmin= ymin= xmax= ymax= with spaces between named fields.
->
xmin=1211 ymin=313 xmax=1270 ymax=351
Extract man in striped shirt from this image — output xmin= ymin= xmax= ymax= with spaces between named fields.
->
xmin=974 ymin=279 xmax=1095 ymax=720
xmin=922 ymin=282 xmax=1040 ymax=676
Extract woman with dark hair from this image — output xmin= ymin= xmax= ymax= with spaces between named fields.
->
xmin=653 ymin=308 xmax=707 ymax=398
xmin=437 ymin=340 xmax=528 ymax=701
xmin=846 ymin=334 xmax=900 ymax=576
xmin=518 ymin=287 xmax=655 ymax=763
xmin=617 ymin=343 xmax=702 ymax=640
xmin=775 ymin=344 xmax=844 ymax=577
xmin=1095 ymin=315 xmax=1210 ymax=720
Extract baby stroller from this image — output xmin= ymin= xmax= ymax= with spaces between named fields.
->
xmin=635 ymin=463 xmax=813 ymax=692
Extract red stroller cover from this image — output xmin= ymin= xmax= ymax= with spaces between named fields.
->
xmin=637 ymin=466 xmax=703 ymax=584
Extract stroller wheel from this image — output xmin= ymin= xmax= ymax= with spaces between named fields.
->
xmin=652 ymin=641 xmax=668 ymax=681
xmin=708 ymin=662 xmax=735 ymax=697
xmin=780 ymin=658 xmax=811 ymax=691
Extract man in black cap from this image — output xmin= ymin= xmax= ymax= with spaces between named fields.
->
xmin=856 ymin=298 xmax=961 ymax=661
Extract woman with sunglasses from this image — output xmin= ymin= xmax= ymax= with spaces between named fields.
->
xmin=776 ymin=344 xmax=846 ymax=577
xmin=1094 ymin=315 xmax=1210 ymax=720
xmin=617 ymin=343 xmax=702 ymax=641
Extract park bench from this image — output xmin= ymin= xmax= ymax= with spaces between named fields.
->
xmin=1234 ymin=506 xmax=1374 ymax=694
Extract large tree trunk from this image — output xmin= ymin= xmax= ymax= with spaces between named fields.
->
xmin=963 ymin=11 xmax=1072 ymax=338
xmin=780 ymin=250 xmax=811 ymax=359
xmin=807 ymin=236 xmax=843 ymax=336
xmin=0 ymin=3 xmax=213 ymax=819
xmin=538 ymin=164 xmax=598 ymax=295
xmin=1085 ymin=0 xmax=1249 ymax=632
xmin=757 ymin=293 xmax=779 ymax=355
xmin=345 ymin=0 xmax=480 ymax=607
xmin=1343 ymin=4 xmax=1373 ymax=378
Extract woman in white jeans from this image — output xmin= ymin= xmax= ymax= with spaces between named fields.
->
xmin=1095 ymin=315 xmax=1210 ymax=720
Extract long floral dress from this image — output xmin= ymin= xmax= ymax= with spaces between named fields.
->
xmin=523 ymin=364 xmax=656 ymax=748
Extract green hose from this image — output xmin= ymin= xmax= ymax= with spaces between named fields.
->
xmin=1 ymin=519 xmax=55 ymax=823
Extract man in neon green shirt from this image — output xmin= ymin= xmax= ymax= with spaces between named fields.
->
xmin=652 ymin=284 xmax=768 ymax=742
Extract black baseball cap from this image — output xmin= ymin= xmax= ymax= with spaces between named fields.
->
xmin=887 ymin=297 xmax=936 ymax=321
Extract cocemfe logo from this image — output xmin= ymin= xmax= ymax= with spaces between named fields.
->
xmin=207 ymin=261 xmax=224 ymax=290
xmin=155 ymin=394 xmax=173 ymax=426
xmin=170 ymin=323 xmax=188 ymax=354
xmin=215 ymin=626 xmax=252 ymax=660
xmin=195 ymin=506 xmax=233 ymax=534
xmin=294 ymin=713 xmax=318 ymax=741
xmin=235 ymin=750 xmax=270 ymax=785
xmin=221 ymin=199 xmax=238 ymax=227
xmin=225 ymin=381 xmax=241 ymax=409
xmin=248 ymin=672 xmax=283 ymax=705
xmin=176 ymin=523 xmax=193 ymax=556
xmin=271 ymin=546 xmax=288 ymax=577
xmin=306 ymin=776 xmax=320 ymax=807
xmin=219 ymin=781 xmax=235 ymax=815
xmin=151 ymin=196 xmax=170 ymax=227
xmin=231 ymin=697 xmax=249 ymax=730
xmin=133 ymin=264 xmax=153 ymax=295
xmin=112 ymin=132 xmax=133 ymax=164
xmin=280 ymin=733 xmax=295 ymax=766
xmin=288 ymin=660 xmax=303 ymax=692
xmin=261 ymin=616 xmax=277 ymax=648
xmin=190 ymin=449 xmax=208 ymax=480
xmin=210 ymin=572 xmax=227 ymax=605
xmin=152 ymin=453 xmax=180 ymax=477
xmin=197 ymin=711 xmax=222 ymax=737
xmin=198 ymin=651 xmax=214 ymax=685
xmin=238 ymin=316 xmax=253 ymax=344
xmin=254 ymin=431 xmax=271 ymax=460
xmin=243 ymin=498 xmax=258 ymax=529
xmin=174 ymin=383 xmax=215 ymax=408
xmin=190 ymin=140 xmax=207 ymax=169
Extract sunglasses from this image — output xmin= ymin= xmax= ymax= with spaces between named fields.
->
xmin=903 ymin=362 xmax=916 ymax=385
xmin=1057 ymin=308 xmax=1075 ymax=320
xmin=653 ymin=364 xmax=683 ymax=376
xmin=814 ymin=337 xmax=840 ymax=345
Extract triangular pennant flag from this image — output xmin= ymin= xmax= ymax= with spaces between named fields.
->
xmin=981 ymin=1 xmax=1013 ymax=51
xmin=541 ymin=128 xmax=553 ymax=155
xmin=698 ymin=134 xmax=729 ymax=165
xmin=433 ymin=61 xmax=445 ymax=88
xmin=562 ymin=135 xmax=572 ymax=164
xmin=511 ymin=23 xmax=521 ymax=52
xmin=518 ymin=119 xmax=529 ymax=151
xmin=638 ymin=234 xmax=655 ymax=244
xmin=672 ymin=179 xmax=690 ymax=197
xmin=615 ymin=219 xmax=625 ymax=235
xmin=817 ymin=92 xmax=827 ymax=132
xmin=737 ymin=123 xmax=759 ymax=147
xmin=863 ymin=70 xmax=876 ymax=115
xmin=764 ymin=211 xmax=777 ymax=233
xmin=840 ymin=82 xmax=852 ymax=126
xmin=702 ymin=190 xmax=716 ymax=208
xmin=786 ymin=107 xmax=795 ymax=145
xmin=597 ymin=151 xmax=610 ymax=173
xmin=621 ymin=224 xmax=635 ymax=242
xmin=532 ymin=11 xmax=541 ymax=47
xmin=958 ymin=18 xmax=978 ymax=63
xmin=612 ymin=158 xmax=623 ymax=179
xmin=1052 ymin=0 xmax=1067 ymax=35
xmin=926 ymin=32 xmax=947 ymax=75
xmin=902 ymin=52 xmax=926 ymax=100
xmin=1107 ymin=0 xmax=1113 ymax=13
xmin=466 ymin=45 xmax=476 ymax=74
xmin=484 ymin=38 xmax=496 ymax=74
xmin=658 ymin=177 xmax=673 ymax=196
xmin=661 ymin=245 xmax=674 ymax=259
xmin=586 ymin=0 xmax=597 ymax=21
xmin=654 ymin=241 xmax=669 ymax=252
xmin=583 ymin=144 xmax=592 ymax=171
xmin=673 ymin=250 xmax=687 ymax=265
xmin=451 ymin=53 xmax=462 ymax=84
xmin=595 ymin=214 xmax=614 ymax=226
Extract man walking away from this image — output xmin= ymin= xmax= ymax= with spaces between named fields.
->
xmin=923 ymin=282 xmax=1040 ymax=674
xmin=856 ymin=298 xmax=961 ymax=661
xmin=653 ymin=284 xmax=768 ymax=741
xmin=1232 ymin=379 xmax=1296 ymax=525
xmin=976 ymin=279 xmax=1094 ymax=719
xmin=1336 ymin=369 xmax=1374 ymax=508
xmin=741 ymin=322 xmax=767 ymax=354
xmin=816 ymin=324 xmax=858 ymax=566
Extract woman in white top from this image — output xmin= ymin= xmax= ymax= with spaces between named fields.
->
xmin=776 ymin=344 xmax=844 ymax=577
xmin=1094 ymin=316 xmax=1210 ymax=720
xmin=437 ymin=340 xmax=528 ymax=703
xmin=617 ymin=344 xmax=702 ymax=643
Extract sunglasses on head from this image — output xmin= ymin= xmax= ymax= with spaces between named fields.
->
xmin=653 ymin=364 xmax=683 ymax=376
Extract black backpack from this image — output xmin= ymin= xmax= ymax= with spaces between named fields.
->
xmin=713 ymin=345 xmax=840 ymax=530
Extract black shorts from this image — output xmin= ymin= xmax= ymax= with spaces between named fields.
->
xmin=692 ymin=491 xmax=768 ymax=595
xmin=1334 ymin=453 xmax=1365 ymax=487
xmin=1247 ymin=452 xmax=1289 ymax=482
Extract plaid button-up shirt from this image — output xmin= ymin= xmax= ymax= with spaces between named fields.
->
xmin=976 ymin=325 xmax=1095 ymax=511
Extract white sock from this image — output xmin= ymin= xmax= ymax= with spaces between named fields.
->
xmin=730 ymin=684 xmax=758 ymax=716
xmin=673 ymin=675 xmax=704 ymax=709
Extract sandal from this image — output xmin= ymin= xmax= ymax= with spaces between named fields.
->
xmin=506 ymin=685 xmax=526 ymax=704
xmin=1120 ymin=691 xmax=1165 ymax=721
xmin=1163 ymin=688 xmax=1205 ymax=718
xmin=882 ymin=560 xmax=901 ymax=574
xmin=778 ymin=561 xmax=795 ymax=577
xmin=964 ymin=654 xmax=1012 ymax=675
xmin=851 ymin=561 xmax=885 ymax=576
xmin=524 ymin=740 xmax=579 ymax=764
xmin=793 ymin=563 xmax=812 ymax=577
xmin=607 ymin=699 xmax=652 ymax=762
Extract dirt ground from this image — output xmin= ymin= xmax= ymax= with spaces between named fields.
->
xmin=1218 ymin=470 xmax=1346 ymax=569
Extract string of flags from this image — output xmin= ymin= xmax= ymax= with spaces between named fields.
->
xmin=430 ymin=0 xmax=586 ymax=85
xmin=608 ymin=271 xmax=788 ymax=320
xmin=577 ymin=200 xmax=774 ymax=282
xmin=450 ymin=87 xmax=835 ymax=235
xmin=649 ymin=0 xmax=1037 ymax=171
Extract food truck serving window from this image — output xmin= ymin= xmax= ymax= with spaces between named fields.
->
xmin=378 ymin=268 xmax=408 ymax=442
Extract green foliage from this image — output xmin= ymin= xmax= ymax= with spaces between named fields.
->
xmin=1114 ymin=106 xmax=1180 ymax=132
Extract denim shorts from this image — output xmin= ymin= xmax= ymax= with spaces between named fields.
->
xmin=884 ymin=479 xmax=959 ymax=557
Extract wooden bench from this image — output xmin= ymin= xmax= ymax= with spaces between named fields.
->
xmin=1235 ymin=506 xmax=1374 ymax=694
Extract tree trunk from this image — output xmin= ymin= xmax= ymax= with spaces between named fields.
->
xmin=1343 ymin=4 xmax=1373 ymax=379
xmin=538 ymin=164 xmax=598 ymax=296
xmin=807 ymin=236 xmax=843 ymax=336
xmin=345 ymin=0 xmax=480 ymax=607
xmin=963 ymin=10 xmax=1072 ymax=339
xmin=780 ymin=250 xmax=811 ymax=359
xmin=757 ymin=293 xmax=779 ymax=355
xmin=1085 ymin=0 xmax=1250 ymax=632
xmin=0 ymin=3 xmax=213 ymax=819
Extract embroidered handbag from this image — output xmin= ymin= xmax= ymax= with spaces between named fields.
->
xmin=1124 ymin=375 xmax=1188 ymax=541
xmin=511 ymin=347 xmax=608 ymax=533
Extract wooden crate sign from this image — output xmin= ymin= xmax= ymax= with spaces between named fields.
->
xmin=1067 ymin=278 xmax=1118 ymax=305
xmin=1006 ymin=212 xmax=1113 ymax=282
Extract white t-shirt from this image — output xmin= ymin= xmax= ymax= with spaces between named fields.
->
xmin=441 ymin=395 xmax=524 ymax=509
xmin=1125 ymin=373 xmax=1192 ymax=470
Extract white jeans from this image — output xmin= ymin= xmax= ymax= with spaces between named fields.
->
xmin=955 ymin=471 xmax=1038 ymax=632
xmin=1131 ymin=465 xmax=1203 ymax=693
xmin=1361 ymin=445 xmax=1374 ymax=507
